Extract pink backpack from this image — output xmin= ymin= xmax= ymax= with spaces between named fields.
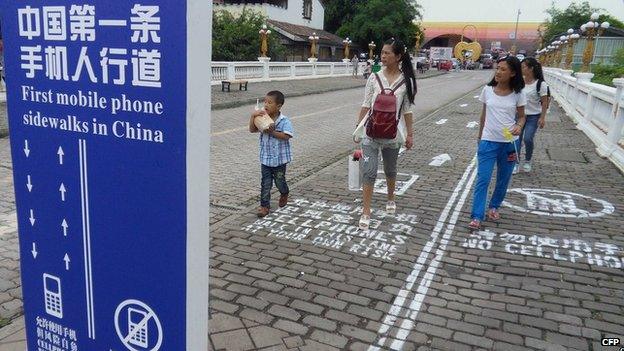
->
xmin=366 ymin=73 xmax=405 ymax=139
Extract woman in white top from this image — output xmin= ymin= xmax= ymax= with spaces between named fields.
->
xmin=516 ymin=57 xmax=549 ymax=173
xmin=470 ymin=56 xmax=527 ymax=230
xmin=355 ymin=38 xmax=416 ymax=230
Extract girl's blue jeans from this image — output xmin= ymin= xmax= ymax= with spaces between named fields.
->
xmin=518 ymin=114 xmax=541 ymax=162
xmin=471 ymin=140 xmax=517 ymax=221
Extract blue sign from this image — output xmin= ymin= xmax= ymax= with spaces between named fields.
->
xmin=2 ymin=1 xmax=210 ymax=350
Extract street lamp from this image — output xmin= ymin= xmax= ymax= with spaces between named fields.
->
xmin=580 ymin=13 xmax=610 ymax=72
xmin=308 ymin=32 xmax=319 ymax=62
xmin=342 ymin=37 xmax=352 ymax=62
xmin=258 ymin=24 xmax=271 ymax=61
xmin=565 ymin=29 xmax=580 ymax=70
xmin=368 ymin=41 xmax=376 ymax=61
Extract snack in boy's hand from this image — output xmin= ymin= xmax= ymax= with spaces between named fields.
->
xmin=254 ymin=98 xmax=275 ymax=132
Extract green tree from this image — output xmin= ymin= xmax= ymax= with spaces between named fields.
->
xmin=334 ymin=0 xmax=423 ymax=53
xmin=323 ymin=0 xmax=365 ymax=34
xmin=212 ymin=9 xmax=285 ymax=61
xmin=538 ymin=1 xmax=624 ymax=47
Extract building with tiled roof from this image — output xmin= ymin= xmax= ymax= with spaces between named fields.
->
xmin=214 ymin=0 xmax=348 ymax=61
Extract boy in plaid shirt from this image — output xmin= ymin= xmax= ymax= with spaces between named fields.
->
xmin=249 ymin=91 xmax=294 ymax=217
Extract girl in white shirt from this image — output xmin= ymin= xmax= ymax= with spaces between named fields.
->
xmin=470 ymin=56 xmax=527 ymax=230
xmin=516 ymin=57 xmax=549 ymax=173
xmin=355 ymin=38 xmax=416 ymax=230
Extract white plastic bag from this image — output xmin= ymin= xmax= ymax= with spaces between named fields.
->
xmin=352 ymin=115 xmax=369 ymax=143
xmin=348 ymin=156 xmax=362 ymax=191
xmin=254 ymin=98 xmax=274 ymax=132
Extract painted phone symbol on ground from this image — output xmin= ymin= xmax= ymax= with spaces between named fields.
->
xmin=115 ymin=299 xmax=163 ymax=351
xmin=502 ymin=188 xmax=615 ymax=218
xmin=43 ymin=273 xmax=63 ymax=319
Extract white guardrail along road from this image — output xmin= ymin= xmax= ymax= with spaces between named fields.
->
xmin=544 ymin=68 xmax=624 ymax=173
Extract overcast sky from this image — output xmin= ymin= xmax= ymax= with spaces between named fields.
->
xmin=418 ymin=0 xmax=624 ymax=23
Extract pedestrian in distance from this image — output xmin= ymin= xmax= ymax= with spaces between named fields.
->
xmin=514 ymin=57 xmax=549 ymax=174
xmin=363 ymin=62 xmax=372 ymax=79
xmin=249 ymin=91 xmax=294 ymax=218
xmin=469 ymin=56 xmax=526 ymax=230
xmin=352 ymin=54 xmax=359 ymax=76
xmin=353 ymin=38 xmax=417 ymax=230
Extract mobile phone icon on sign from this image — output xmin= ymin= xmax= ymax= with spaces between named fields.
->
xmin=43 ymin=274 xmax=63 ymax=319
xmin=128 ymin=307 xmax=149 ymax=348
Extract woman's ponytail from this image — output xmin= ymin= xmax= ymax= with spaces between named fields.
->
xmin=401 ymin=51 xmax=417 ymax=104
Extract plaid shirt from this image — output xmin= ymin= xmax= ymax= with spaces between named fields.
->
xmin=259 ymin=114 xmax=294 ymax=167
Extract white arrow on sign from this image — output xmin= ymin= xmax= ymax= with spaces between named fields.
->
xmin=64 ymin=254 xmax=70 ymax=270
xmin=57 ymin=146 xmax=64 ymax=165
xmin=29 ymin=209 xmax=35 ymax=226
xmin=24 ymin=140 xmax=31 ymax=158
xmin=59 ymin=183 xmax=67 ymax=202
xmin=31 ymin=243 xmax=38 ymax=259
xmin=26 ymin=175 xmax=33 ymax=192
xmin=429 ymin=154 xmax=452 ymax=166
xmin=61 ymin=219 xmax=68 ymax=236
xmin=466 ymin=121 xmax=479 ymax=129
xmin=436 ymin=119 xmax=448 ymax=125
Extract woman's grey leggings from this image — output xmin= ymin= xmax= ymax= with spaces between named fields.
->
xmin=361 ymin=138 xmax=401 ymax=185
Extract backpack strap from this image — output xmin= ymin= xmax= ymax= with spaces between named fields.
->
xmin=374 ymin=73 xmax=385 ymax=91
xmin=391 ymin=79 xmax=405 ymax=93
xmin=536 ymin=79 xmax=543 ymax=96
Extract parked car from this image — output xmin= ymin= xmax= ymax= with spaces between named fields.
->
xmin=438 ymin=60 xmax=452 ymax=71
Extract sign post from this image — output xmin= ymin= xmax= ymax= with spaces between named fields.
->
xmin=2 ymin=1 xmax=210 ymax=350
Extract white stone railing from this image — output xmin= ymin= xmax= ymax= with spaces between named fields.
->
xmin=211 ymin=61 xmax=362 ymax=84
xmin=544 ymin=68 xmax=624 ymax=172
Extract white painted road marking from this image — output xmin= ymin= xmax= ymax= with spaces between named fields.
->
xmin=435 ymin=119 xmax=448 ymax=125
xmin=466 ymin=121 xmax=479 ymax=129
xmin=502 ymin=188 xmax=615 ymax=218
xmin=369 ymin=156 xmax=477 ymax=350
xmin=429 ymin=154 xmax=451 ymax=167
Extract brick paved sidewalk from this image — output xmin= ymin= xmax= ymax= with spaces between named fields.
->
xmin=202 ymin=92 xmax=624 ymax=350
xmin=2 ymin=88 xmax=624 ymax=350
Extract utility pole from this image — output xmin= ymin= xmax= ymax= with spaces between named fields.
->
xmin=511 ymin=8 xmax=521 ymax=55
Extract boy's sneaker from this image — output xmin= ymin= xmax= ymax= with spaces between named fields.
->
xmin=359 ymin=215 xmax=370 ymax=230
xmin=512 ymin=164 xmax=519 ymax=174
xmin=386 ymin=201 xmax=396 ymax=214
xmin=468 ymin=219 xmax=481 ymax=230
xmin=522 ymin=162 xmax=532 ymax=173
xmin=257 ymin=207 xmax=270 ymax=217
xmin=279 ymin=193 xmax=289 ymax=207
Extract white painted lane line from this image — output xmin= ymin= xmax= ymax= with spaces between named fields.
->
xmin=435 ymin=119 xmax=448 ymax=125
xmin=368 ymin=156 xmax=477 ymax=350
xmin=389 ymin=165 xmax=478 ymax=350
